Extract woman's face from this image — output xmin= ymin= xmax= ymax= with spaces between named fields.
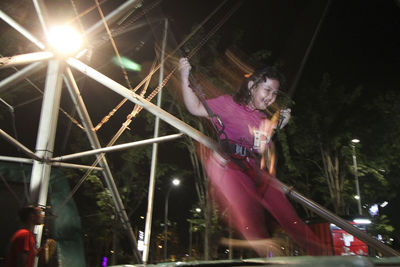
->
xmin=32 ymin=207 xmax=44 ymax=225
xmin=248 ymin=78 xmax=280 ymax=110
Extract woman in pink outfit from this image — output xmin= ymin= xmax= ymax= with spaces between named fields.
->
xmin=179 ymin=58 xmax=322 ymax=256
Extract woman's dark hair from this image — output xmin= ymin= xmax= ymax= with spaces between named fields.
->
xmin=18 ymin=205 xmax=38 ymax=223
xmin=233 ymin=66 xmax=286 ymax=105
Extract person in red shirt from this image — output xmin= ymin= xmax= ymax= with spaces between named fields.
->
xmin=5 ymin=206 xmax=46 ymax=267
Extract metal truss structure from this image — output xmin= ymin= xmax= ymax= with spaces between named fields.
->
xmin=0 ymin=0 xmax=217 ymax=263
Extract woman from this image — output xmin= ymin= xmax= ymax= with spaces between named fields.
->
xmin=179 ymin=57 xmax=322 ymax=256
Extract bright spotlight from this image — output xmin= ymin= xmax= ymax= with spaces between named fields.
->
xmin=354 ymin=195 xmax=360 ymax=200
xmin=369 ymin=204 xmax=379 ymax=216
xmin=353 ymin=218 xmax=372 ymax=224
xmin=47 ymin=25 xmax=82 ymax=54
xmin=172 ymin=178 xmax=180 ymax=186
xmin=380 ymin=201 xmax=388 ymax=208
xmin=351 ymin=139 xmax=360 ymax=144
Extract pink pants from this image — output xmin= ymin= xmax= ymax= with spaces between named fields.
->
xmin=205 ymin=152 xmax=322 ymax=256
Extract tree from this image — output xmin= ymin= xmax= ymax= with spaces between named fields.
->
xmin=279 ymin=72 xmax=397 ymax=219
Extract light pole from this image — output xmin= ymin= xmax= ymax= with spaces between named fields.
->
xmin=164 ymin=178 xmax=180 ymax=261
xmin=351 ymin=139 xmax=362 ymax=215
xmin=189 ymin=208 xmax=201 ymax=257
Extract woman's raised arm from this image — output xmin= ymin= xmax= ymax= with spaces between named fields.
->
xmin=179 ymin=58 xmax=208 ymax=117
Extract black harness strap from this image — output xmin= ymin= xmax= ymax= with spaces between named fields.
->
xmin=188 ymin=76 xmax=271 ymax=190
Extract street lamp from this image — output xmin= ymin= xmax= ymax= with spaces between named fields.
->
xmin=189 ymin=208 xmax=201 ymax=257
xmin=164 ymin=178 xmax=180 ymax=261
xmin=351 ymin=139 xmax=362 ymax=215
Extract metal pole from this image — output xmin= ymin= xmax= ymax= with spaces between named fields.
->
xmin=67 ymin=57 xmax=218 ymax=151
xmin=189 ymin=221 xmax=193 ymax=256
xmin=29 ymin=59 xmax=64 ymax=267
xmin=49 ymin=162 xmax=103 ymax=171
xmin=352 ymin=144 xmax=362 ymax=215
xmin=0 ymin=156 xmax=34 ymax=165
xmin=164 ymin=187 xmax=172 ymax=261
xmin=0 ymin=97 xmax=13 ymax=111
xmin=0 ymin=52 xmax=53 ymax=69
xmin=0 ymin=128 xmax=43 ymax=161
xmin=85 ymin=0 xmax=140 ymax=37
xmin=0 ymin=156 xmax=103 ymax=171
xmin=142 ymin=18 xmax=168 ymax=264
xmin=30 ymin=59 xmax=64 ymax=204
xmin=279 ymin=180 xmax=400 ymax=256
xmin=51 ymin=133 xmax=183 ymax=162
xmin=0 ymin=10 xmax=45 ymax=50
xmin=63 ymin=67 xmax=142 ymax=263
xmin=0 ymin=62 xmax=46 ymax=94
xmin=288 ymin=0 xmax=331 ymax=98
xmin=32 ymin=0 xmax=50 ymax=35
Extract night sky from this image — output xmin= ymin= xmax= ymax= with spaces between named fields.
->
xmin=163 ymin=0 xmax=399 ymax=91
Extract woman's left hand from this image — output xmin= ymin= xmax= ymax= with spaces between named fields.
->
xmin=278 ymin=108 xmax=291 ymax=129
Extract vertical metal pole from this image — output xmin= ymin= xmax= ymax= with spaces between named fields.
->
xmin=189 ymin=221 xmax=193 ymax=256
xmin=164 ymin=187 xmax=172 ymax=261
xmin=63 ymin=68 xmax=142 ymax=263
xmin=142 ymin=19 xmax=168 ymax=264
xmin=352 ymin=144 xmax=362 ymax=215
xmin=30 ymin=59 xmax=64 ymax=203
xmin=29 ymin=59 xmax=64 ymax=267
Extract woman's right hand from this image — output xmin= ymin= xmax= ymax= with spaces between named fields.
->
xmin=278 ymin=108 xmax=291 ymax=129
xmin=179 ymin=57 xmax=191 ymax=80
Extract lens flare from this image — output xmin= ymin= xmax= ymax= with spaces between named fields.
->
xmin=113 ymin=56 xmax=141 ymax=71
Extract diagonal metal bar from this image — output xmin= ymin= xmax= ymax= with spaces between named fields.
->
xmin=67 ymin=57 xmax=218 ymax=151
xmin=280 ymin=181 xmax=400 ymax=256
xmin=51 ymin=133 xmax=183 ymax=162
xmin=0 ymin=52 xmax=53 ymax=69
xmin=0 ymin=97 xmax=13 ymax=112
xmin=63 ymin=66 xmax=142 ymax=263
xmin=85 ymin=0 xmax=140 ymax=37
xmin=0 ymin=10 xmax=45 ymax=50
xmin=32 ymin=0 xmax=51 ymax=35
xmin=0 ymin=61 xmax=46 ymax=94
xmin=0 ymin=128 xmax=42 ymax=161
